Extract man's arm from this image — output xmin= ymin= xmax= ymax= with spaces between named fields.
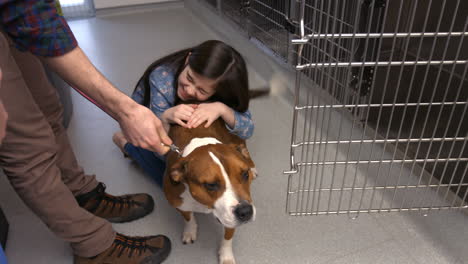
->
xmin=1 ymin=0 xmax=171 ymax=154
xmin=42 ymin=47 xmax=172 ymax=154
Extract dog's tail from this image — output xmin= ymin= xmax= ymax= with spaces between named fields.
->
xmin=249 ymin=88 xmax=270 ymax=99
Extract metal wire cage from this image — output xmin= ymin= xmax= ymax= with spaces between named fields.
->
xmin=200 ymin=0 xmax=468 ymax=216
xmin=286 ymin=0 xmax=468 ymax=216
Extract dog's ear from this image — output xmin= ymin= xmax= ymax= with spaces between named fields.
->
xmin=233 ymin=144 xmax=258 ymax=179
xmin=169 ymin=159 xmax=188 ymax=183
xmin=235 ymin=144 xmax=253 ymax=162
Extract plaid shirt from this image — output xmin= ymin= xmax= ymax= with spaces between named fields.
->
xmin=0 ymin=0 xmax=77 ymax=57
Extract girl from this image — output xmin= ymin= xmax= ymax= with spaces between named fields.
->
xmin=113 ymin=40 xmax=254 ymax=186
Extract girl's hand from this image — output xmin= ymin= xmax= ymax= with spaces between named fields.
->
xmin=162 ymin=104 xmax=198 ymax=127
xmin=187 ymin=102 xmax=226 ymax=128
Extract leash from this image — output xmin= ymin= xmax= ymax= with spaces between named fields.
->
xmin=72 ymin=86 xmax=117 ymax=121
xmin=71 ymin=86 xmax=186 ymax=158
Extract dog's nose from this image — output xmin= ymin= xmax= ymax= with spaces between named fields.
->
xmin=234 ymin=201 xmax=253 ymax=222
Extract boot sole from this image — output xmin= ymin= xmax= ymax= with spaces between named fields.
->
xmin=141 ymin=236 xmax=172 ymax=264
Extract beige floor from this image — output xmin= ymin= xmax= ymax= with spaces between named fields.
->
xmin=1 ymin=3 xmax=468 ymax=264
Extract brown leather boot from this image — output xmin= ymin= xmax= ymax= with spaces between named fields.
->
xmin=74 ymin=233 xmax=171 ymax=264
xmin=76 ymin=183 xmax=154 ymax=223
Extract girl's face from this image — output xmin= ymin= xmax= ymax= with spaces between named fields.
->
xmin=177 ymin=65 xmax=217 ymax=102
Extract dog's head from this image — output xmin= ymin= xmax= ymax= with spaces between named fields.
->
xmin=169 ymin=140 xmax=257 ymax=228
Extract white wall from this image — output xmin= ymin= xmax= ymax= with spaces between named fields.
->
xmin=94 ymin=0 xmax=178 ymax=9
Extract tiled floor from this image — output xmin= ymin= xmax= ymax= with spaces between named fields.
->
xmin=1 ymin=3 xmax=468 ymax=264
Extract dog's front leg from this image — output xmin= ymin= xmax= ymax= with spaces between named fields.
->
xmin=178 ymin=209 xmax=197 ymax=244
xmin=219 ymin=227 xmax=236 ymax=264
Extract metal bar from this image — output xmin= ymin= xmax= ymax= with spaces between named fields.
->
xmin=348 ymin=0 xmax=380 ymax=216
xmin=314 ymin=0 xmax=342 ymax=216
xmin=408 ymin=0 xmax=458 ymax=212
xmin=294 ymin=0 xmax=309 ymax=215
xmin=289 ymin=184 xmax=468 ymax=192
xmin=296 ymin=158 xmax=468 ymax=166
xmin=336 ymin=0 xmax=365 ymax=214
xmin=292 ymin=137 xmax=468 ymax=146
xmin=440 ymin=134 xmax=468 ymax=208
xmin=386 ymin=0 xmax=429 ymax=211
xmin=304 ymin=2 xmax=354 ymax=28
xmin=454 ymin=162 xmax=468 ymax=209
xmin=324 ymin=0 xmax=349 ymax=215
xmin=304 ymin=0 xmax=328 ymax=216
xmin=294 ymin=39 xmax=354 ymax=63
xmin=295 ymin=102 xmax=468 ymax=109
xmin=426 ymin=15 xmax=467 ymax=211
xmin=285 ymin=0 xmax=305 ymax=212
xmin=395 ymin=0 xmax=440 ymax=211
xmin=251 ymin=0 xmax=288 ymax=18
xmin=289 ymin=206 xmax=468 ymax=216
xmin=249 ymin=7 xmax=285 ymax=31
xmin=296 ymin=60 xmax=468 ymax=69
xmin=369 ymin=0 xmax=408 ymax=213
xmin=304 ymin=0 xmax=328 ymax=213
xmin=292 ymin=32 xmax=468 ymax=44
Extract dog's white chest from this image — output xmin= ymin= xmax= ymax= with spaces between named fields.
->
xmin=177 ymin=183 xmax=213 ymax=214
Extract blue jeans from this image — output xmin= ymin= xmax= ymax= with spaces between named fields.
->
xmin=124 ymin=143 xmax=166 ymax=187
xmin=0 ymin=245 xmax=7 ymax=264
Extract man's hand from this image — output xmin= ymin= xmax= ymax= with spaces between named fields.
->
xmin=118 ymin=103 xmax=172 ymax=155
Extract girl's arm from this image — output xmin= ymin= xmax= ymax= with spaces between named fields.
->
xmin=224 ymin=108 xmax=254 ymax=140
xmin=187 ymin=102 xmax=254 ymax=140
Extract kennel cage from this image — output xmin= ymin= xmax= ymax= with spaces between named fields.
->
xmin=201 ymin=0 xmax=468 ymax=216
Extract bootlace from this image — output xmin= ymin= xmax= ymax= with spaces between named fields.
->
xmin=109 ymin=234 xmax=149 ymax=258
xmin=94 ymin=183 xmax=136 ymax=212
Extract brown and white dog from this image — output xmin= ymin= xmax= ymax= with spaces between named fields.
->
xmin=163 ymin=118 xmax=257 ymax=264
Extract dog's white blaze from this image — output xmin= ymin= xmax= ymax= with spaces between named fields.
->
xmin=209 ymin=151 xmax=239 ymax=228
xmin=182 ymin=137 xmax=221 ymax=157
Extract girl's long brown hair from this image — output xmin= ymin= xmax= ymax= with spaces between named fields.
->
xmin=135 ymin=40 xmax=250 ymax=112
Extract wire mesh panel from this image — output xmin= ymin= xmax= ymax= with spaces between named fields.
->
xmin=285 ymin=0 xmax=468 ymax=216
xmin=203 ymin=0 xmax=292 ymax=61
xmin=248 ymin=0 xmax=290 ymax=60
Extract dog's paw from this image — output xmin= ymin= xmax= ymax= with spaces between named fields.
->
xmin=219 ymin=256 xmax=236 ymax=264
xmin=219 ymin=241 xmax=236 ymax=264
xmin=182 ymin=230 xmax=197 ymax=244
xmin=182 ymin=220 xmax=197 ymax=244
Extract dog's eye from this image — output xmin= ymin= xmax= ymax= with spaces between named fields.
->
xmin=242 ymin=171 xmax=249 ymax=182
xmin=203 ymin=182 xmax=220 ymax=191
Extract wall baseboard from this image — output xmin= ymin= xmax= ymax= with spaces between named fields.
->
xmin=95 ymin=0 xmax=178 ymax=9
